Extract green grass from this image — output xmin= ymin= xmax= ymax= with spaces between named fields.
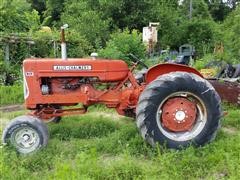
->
xmin=0 ymin=105 xmax=240 ymax=179
xmin=0 ymin=85 xmax=24 ymax=106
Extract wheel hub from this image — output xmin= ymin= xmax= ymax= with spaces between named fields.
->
xmin=23 ymin=134 xmax=30 ymax=141
xmin=13 ymin=128 xmax=39 ymax=149
xmin=175 ymin=111 xmax=186 ymax=121
xmin=161 ymin=97 xmax=197 ymax=132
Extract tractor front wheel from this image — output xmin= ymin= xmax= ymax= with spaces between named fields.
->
xmin=2 ymin=115 xmax=49 ymax=154
xmin=136 ymin=72 xmax=222 ymax=149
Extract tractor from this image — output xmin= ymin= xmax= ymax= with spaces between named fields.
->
xmin=2 ymin=27 xmax=222 ymax=154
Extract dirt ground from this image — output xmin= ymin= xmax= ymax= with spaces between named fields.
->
xmin=0 ymin=104 xmax=24 ymax=112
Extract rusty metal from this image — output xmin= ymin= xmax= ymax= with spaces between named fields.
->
xmin=208 ymin=79 xmax=240 ymax=105
xmin=145 ymin=63 xmax=203 ymax=83
xmin=30 ymin=107 xmax=87 ymax=120
xmin=161 ymin=97 xmax=197 ymax=132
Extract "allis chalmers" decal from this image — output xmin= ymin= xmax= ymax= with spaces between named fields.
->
xmin=53 ymin=65 xmax=92 ymax=70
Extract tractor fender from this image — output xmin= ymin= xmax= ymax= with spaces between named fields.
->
xmin=145 ymin=63 xmax=203 ymax=84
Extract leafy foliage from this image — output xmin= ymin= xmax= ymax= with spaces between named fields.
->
xmin=205 ymin=0 xmax=232 ymax=21
xmin=0 ymin=0 xmax=40 ymax=32
xmin=61 ymin=0 xmax=110 ymax=48
xmin=180 ymin=0 xmax=212 ymax=20
xmin=98 ymin=29 xmax=146 ymax=62
xmin=99 ymin=0 xmax=152 ymax=31
xmin=43 ymin=0 xmax=66 ymax=26
xmin=182 ymin=19 xmax=220 ymax=56
xmin=222 ymin=6 xmax=240 ymax=62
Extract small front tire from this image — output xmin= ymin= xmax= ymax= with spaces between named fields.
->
xmin=2 ymin=115 xmax=49 ymax=154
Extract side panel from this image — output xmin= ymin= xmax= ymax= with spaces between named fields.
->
xmin=145 ymin=63 xmax=203 ymax=84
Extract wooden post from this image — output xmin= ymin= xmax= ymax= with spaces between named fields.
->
xmin=4 ymin=43 xmax=10 ymax=66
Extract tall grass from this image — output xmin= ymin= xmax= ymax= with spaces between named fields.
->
xmin=0 ymin=85 xmax=23 ymax=106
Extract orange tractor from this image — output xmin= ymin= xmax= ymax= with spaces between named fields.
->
xmin=2 ymin=27 xmax=222 ymax=154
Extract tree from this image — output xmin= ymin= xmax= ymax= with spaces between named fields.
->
xmin=43 ymin=0 xmax=66 ymax=26
xmin=98 ymin=29 xmax=146 ymax=63
xmin=222 ymin=6 xmax=240 ymax=62
xmin=204 ymin=0 xmax=232 ymax=21
xmin=27 ymin=0 xmax=46 ymax=22
xmin=99 ymin=0 xmax=152 ymax=31
xmin=61 ymin=0 xmax=110 ymax=48
xmin=0 ymin=0 xmax=40 ymax=32
xmin=180 ymin=0 xmax=212 ymax=20
xmin=182 ymin=19 xmax=219 ymax=56
xmin=98 ymin=0 xmax=179 ymax=32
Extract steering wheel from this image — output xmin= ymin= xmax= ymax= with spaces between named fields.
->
xmin=129 ymin=53 xmax=148 ymax=69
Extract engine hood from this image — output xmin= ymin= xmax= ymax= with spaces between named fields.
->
xmin=23 ymin=58 xmax=129 ymax=82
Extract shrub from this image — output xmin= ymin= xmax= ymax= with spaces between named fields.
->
xmin=98 ymin=29 xmax=146 ymax=63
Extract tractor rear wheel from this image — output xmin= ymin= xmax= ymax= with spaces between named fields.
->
xmin=2 ymin=115 xmax=49 ymax=154
xmin=136 ymin=72 xmax=222 ymax=149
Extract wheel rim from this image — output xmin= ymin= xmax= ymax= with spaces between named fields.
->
xmin=10 ymin=126 xmax=40 ymax=154
xmin=156 ymin=92 xmax=207 ymax=142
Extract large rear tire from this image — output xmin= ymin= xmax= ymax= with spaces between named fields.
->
xmin=136 ymin=72 xmax=222 ymax=149
xmin=2 ymin=115 xmax=49 ymax=154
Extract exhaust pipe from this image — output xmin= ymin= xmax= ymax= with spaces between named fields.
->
xmin=61 ymin=24 xmax=68 ymax=60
